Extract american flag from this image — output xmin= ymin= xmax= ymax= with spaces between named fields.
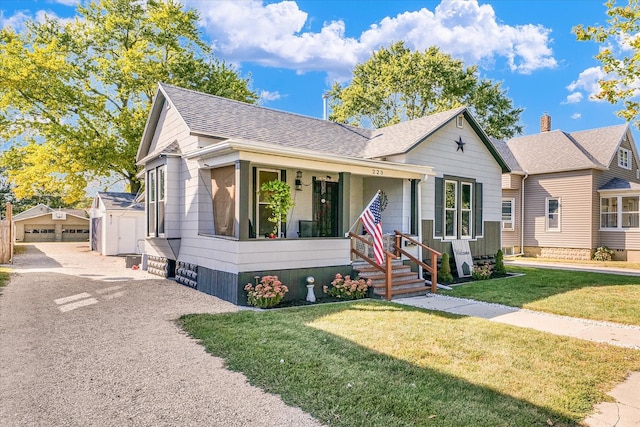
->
xmin=361 ymin=193 xmax=384 ymax=265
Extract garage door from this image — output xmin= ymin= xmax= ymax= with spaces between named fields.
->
xmin=24 ymin=226 xmax=56 ymax=242
xmin=62 ymin=227 xmax=90 ymax=242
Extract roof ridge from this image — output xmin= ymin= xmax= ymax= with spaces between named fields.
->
xmin=562 ymin=131 xmax=606 ymax=169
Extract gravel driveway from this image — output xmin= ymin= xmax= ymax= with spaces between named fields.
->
xmin=0 ymin=243 xmax=323 ymax=427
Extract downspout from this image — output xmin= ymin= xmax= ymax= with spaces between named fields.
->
xmin=516 ymin=172 xmax=528 ymax=256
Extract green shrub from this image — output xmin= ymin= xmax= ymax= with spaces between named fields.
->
xmin=494 ymin=249 xmax=506 ymax=276
xmin=439 ymin=252 xmax=453 ymax=283
xmin=472 ymin=263 xmax=493 ymax=280
xmin=593 ymin=246 xmax=614 ymax=261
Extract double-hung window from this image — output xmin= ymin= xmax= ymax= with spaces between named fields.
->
xmin=436 ymin=176 xmax=481 ymax=240
xmin=147 ymin=165 xmax=166 ymax=236
xmin=502 ymin=198 xmax=515 ymax=231
xmin=545 ymin=198 xmax=560 ymax=231
xmin=619 ymin=148 xmax=631 ymax=169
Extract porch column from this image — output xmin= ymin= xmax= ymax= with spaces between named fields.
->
xmin=410 ymin=179 xmax=418 ymax=235
xmin=237 ymin=160 xmax=250 ymax=240
xmin=338 ymin=172 xmax=351 ymax=235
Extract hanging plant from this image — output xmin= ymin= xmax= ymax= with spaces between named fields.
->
xmin=259 ymin=180 xmax=294 ymax=236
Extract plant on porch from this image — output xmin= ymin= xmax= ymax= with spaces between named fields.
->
xmin=259 ymin=180 xmax=294 ymax=237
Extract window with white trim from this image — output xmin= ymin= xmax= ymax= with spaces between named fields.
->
xmin=618 ymin=148 xmax=631 ymax=169
xmin=546 ymin=198 xmax=560 ymax=231
xmin=147 ymin=165 xmax=166 ymax=236
xmin=502 ymin=198 xmax=515 ymax=231
xmin=256 ymin=169 xmax=281 ymax=237
xmin=460 ymin=182 xmax=473 ymax=238
xmin=444 ymin=180 xmax=458 ymax=239
xmin=601 ymin=196 xmax=640 ymax=229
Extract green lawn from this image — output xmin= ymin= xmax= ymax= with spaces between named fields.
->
xmin=443 ymin=267 xmax=640 ymax=325
xmin=0 ymin=267 xmax=8 ymax=294
xmin=180 ymin=300 xmax=640 ymax=427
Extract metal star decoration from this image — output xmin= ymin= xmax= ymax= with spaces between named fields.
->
xmin=455 ymin=136 xmax=465 ymax=152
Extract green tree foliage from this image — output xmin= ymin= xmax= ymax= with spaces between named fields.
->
xmin=574 ymin=0 xmax=640 ymax=128
xmin=328 ymin=42 xmax=523 ymax=139
xmin=0 ymin=0 xmax=257 ymax=204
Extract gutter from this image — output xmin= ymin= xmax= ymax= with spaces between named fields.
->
xmin=516 ymin=172 xmax=528 ymax=256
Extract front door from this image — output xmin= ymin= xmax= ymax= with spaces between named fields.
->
xmin=313 ymin=180 xmax=338 ymax=237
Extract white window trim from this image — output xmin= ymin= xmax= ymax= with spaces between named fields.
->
xmin=545 ymin=197 xmax=561 ymax=232
xmin=460 ymin=182 xmax=473 ymax=239
xmin=618 ymin=147 xmax=631 ymax=169
xmin=502 ymin=198 xmax=515 ymax=231
xmin=456 ymin=114 xmax=464 ymax=128
xmin=600 ymin=195 xmax=640 ymax=231
xmin=444 ymin=180 xmax=458 ymax=240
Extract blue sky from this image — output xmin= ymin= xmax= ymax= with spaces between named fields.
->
xmin=0 ymin=0 xmax=634 ymax=138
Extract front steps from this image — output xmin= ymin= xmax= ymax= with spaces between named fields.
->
xmin=352 ymin=260 xmax=429 ymax=300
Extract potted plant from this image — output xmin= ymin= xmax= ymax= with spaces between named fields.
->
xmin=259 ymin=180 xmax=294 ymax=237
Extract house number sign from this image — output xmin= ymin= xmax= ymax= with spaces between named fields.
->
xmin=372 ymin=169 xmax=384 ymax=175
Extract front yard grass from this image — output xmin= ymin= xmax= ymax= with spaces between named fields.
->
xmin=443 ymin=267 xmax=640 ymax=325
xmin=180 ymin=300 xmax=640 ymax=427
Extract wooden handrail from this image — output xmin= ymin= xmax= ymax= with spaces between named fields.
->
xmin=394 ymin=231 xmax=442 ymax=293
xmin=348 ymin=232 xmax=396 ymax=300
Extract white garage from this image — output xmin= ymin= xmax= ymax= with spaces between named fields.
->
xmin=90 ymin=192 xmax=145 ymax=256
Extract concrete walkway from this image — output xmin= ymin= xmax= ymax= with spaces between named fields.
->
xmin=395 ymin=294 xmax=640 ymax=427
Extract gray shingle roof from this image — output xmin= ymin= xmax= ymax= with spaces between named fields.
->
xmin=160 ymin=83 xmax=371 ymax=157
xmin=364 ymin=107 xmax=467 ymax=158
xmin=98 ymin=192 xmax=144 ymax=211
xmin=599 ymin=177 xmax=640 ymax=191
xmin=137 ymin=83 xmax=508 ymax=172
xmin=489 ymin=137 xmax=522 ymax=173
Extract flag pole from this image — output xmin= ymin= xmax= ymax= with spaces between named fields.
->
xmin=345 ymin=190 xmax=380 ymax=236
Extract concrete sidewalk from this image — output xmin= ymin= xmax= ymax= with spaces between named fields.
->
xmin=395 ymin=294 xmax=640 ymax=427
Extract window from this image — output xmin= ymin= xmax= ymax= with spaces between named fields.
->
xmin=436 ymin=177 xmax=480 ymax=240
xmin=546 ymin=198 xmax=560 ymax=231
xmin=601 ymin=196 xmax=640 ymax=229
xmin=460 ymin=182 xmax=472 ymax=238
xmin=456 ymin=114 xmax=464 ymax=128
xmin=502 ymin=198 xmax=515 ymax=231
xmin=618 ymin=148 xmax=631 ymax=169
xmin=147 ymin=165 xmax=166 ymax=236
xmin=256 ymin=169 xmax=281 ymax=237
xmin=211 ymin=165 xmax=236 ymax=237
xmin=444 ymin=180 xmax=457 ymax=239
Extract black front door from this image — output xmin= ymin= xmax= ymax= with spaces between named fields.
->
xmin=313 ymin=180 xmax=338 ymax=237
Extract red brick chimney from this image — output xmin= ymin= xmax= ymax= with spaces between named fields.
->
xmin=540 ymin=113 xmax=551 ymax=132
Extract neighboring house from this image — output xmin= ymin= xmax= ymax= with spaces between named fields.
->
xmin=13 ymin=203 xmax=89 ymax=242
xmin=90 ymin=192 xmax=145 ymax=256
xmin=497 ymin=113 xmax=640 ymax=260
xmin=135 ymin=83 xmax=509 ymax=304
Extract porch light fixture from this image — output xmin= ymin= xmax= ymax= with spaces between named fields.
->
xmin=295 ymin=170 xmax=302 ymax=191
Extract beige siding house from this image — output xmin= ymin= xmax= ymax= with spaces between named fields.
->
xmin=496 ymin=114 xmax=640 ymax=260
xmin=13 ymin=204 xmax=89 ymax=242
xmin=136 ymin=83 xmax=508 ymax=305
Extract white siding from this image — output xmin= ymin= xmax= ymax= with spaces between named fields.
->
xmin=389 ymin=118 xmax=503 ymax=223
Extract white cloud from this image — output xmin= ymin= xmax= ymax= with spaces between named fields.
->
xmin=571 ymin=113 xmax=581 ymax=119
xmin=189 ymin=0 xmax=556 ymax=80
xmin=49 ymin=0 xmax=80 ymax=6
xmin=0 ymin=9 xmax=73 ymax=31
xmin=565 ymin=92 xmax=583 ymax=104
xmin=566 ymin=66 xmax=606 ymax=101
xmin=260 ymin=90 xmax=282 ymax=102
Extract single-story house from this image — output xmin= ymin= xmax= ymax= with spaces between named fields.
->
xmin=90 ymin=192 xmax=145 ymax=256
xmin=13 ymin=203 xmax=89 ymax=242
xmin=496 ymin=113 xmax=640 ymax=260
xmin=135 ymin=83 xmax=509 ymax=304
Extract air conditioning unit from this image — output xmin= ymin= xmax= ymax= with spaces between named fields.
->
xmin=52 ymin=211 xmax=67 ymax=220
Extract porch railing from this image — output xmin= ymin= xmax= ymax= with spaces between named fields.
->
xmin=348 ymin=232 xmax=396 ymax=300
xmin=393 ymin=231 xmax=441 ymax=294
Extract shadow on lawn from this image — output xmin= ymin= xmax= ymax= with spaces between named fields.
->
xmin=180 ymin=300 xmax=603 ymax=427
